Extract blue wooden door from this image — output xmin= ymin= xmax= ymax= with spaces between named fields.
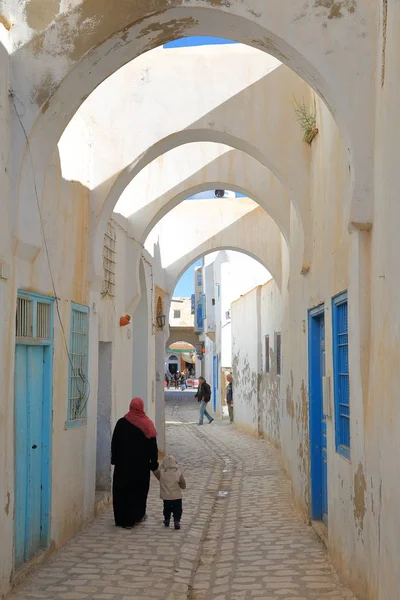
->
xmin=14 ymin=293 xmax=53 ymax=568
xmin=320 ymin=320 xmax=328 ymax=525
xmin=309 ymin=307 xmax=328 ymax=525
xmin=212 ymin=355 xmax=218 ymax=412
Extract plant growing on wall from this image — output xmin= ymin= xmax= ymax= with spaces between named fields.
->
xmin=293 ymin=97 xmax=318 ymax=144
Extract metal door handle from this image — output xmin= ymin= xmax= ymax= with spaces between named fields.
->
xmin=32 ymin=444 xmax=37 ymax=449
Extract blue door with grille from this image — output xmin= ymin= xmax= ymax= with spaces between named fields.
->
xmin=14 ymin=292 xmax=53 ymax=568
xmin=212 ymin=355 xmax=218 ymax=412
xmin=309 ymin=306 xmax=328 ymax=525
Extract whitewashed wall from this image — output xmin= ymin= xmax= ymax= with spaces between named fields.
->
xmin=231 ymin=288 xmax=261 ymax=436
xmin=231 ymin=279 xmax=283 ymax=444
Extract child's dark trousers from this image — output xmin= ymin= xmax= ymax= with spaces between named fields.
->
xmin=163 ymin=499 xmax=183 ymax=523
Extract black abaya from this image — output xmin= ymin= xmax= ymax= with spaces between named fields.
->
xmin=111 ymin=418 xmax=158 ymax=528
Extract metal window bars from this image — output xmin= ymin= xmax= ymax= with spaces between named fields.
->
xmin=102 ymin=222 xmax=116 ymax=297
xmin=69 ymin=308 xmax=89 ymax=421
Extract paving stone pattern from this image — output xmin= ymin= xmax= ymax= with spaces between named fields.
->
xmin=8 ymin=392 xmax=357 ymax=600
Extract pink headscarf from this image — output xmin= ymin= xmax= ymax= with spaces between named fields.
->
xmin=124 ymin=398 xmax=157 ymax=439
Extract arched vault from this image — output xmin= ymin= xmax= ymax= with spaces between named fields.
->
xmin=95 ymin=145 xmax=303 ymax=282
xmin=151 ymin=203 xmax=286 ymax=293
xmin=12 ymin=1 xmax=375 ymax=260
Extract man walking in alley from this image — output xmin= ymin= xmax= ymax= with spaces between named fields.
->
xmin=226 ymin=374 xmax=233 ymax=423
xmin=195 ymin=376 xmax=214 ymax=425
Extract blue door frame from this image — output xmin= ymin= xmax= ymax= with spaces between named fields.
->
xmin=308 ymin=305 xmax=328 ymax=525
xmin=14 ymin=291 xmax=54 ymax=568
xmin=212 ymin=355 xmax=218 ymax=412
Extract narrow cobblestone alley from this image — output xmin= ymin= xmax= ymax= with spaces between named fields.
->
xmin=8 ymin=392 xmax=356 ymax=600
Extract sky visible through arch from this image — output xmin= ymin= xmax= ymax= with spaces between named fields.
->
xmin=173 ymin=259 xmax=202 ymax=297
xmin=164 ymin=36 xmax=237 ymax=48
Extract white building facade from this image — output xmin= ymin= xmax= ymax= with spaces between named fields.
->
xmin=197 ymin=251 xmax=270 ymax=414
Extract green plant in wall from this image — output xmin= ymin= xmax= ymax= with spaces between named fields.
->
xmin=293 ymin=97 xmax=318 ymax=144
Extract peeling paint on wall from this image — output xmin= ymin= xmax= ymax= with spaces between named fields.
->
xmin=4 ymin=492 xmax=10 ymax=516
xmin=353 ymin=462 xmax=367 ymax=535
xmin=25 ymin=0 xmax=59 ymax=31
xmin=314 ymin=0 xmax=356 ymax=20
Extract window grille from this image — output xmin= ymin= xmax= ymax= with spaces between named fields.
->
xmin=16 ymin=297 xmax=33 ymax=338
xmin=37 ymin=302 xmax=51 ymax=339
xmin=332 ymin=292 xmax=350 ymax=458
xmin=173 ymin=310 xmax=181 ymax=319
xmin=16 ymin=294 xmax=53 ymax=340
xmin=102 ymin=222 xmax=116 ymax=296
xmin=68 ymin=304 xmax=89 ymax=423
xmin=275 ymin=332 xmax=281 ymax=376
xmin=265 ymin=335 xmax=270 ymax=374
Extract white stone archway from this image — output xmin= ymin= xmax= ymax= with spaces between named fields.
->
xmin=161 ymin=206 xmax=285 ymax=294
xmin=12 ymin=1 xmax=375 ymax=264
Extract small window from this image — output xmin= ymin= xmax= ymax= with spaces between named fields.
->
xmin=68 ymin=303 xmax=90 ymax=425
xmin=16 ymin=297 xmax=33 ymax=338
xmin=173 ymin=310 xmax=181 ymax=319
xmin=212 ymin=298 xmax=215 ymax=306
xmin=102 ymin=222 xmax=116 ymax=297
xmin=37 ymin=302 xmax=51 ymax=339
xmin=16 ymin=294 xmax=52 ymax=340
xmin=197 ymin=272 xmax=202 ymax=287
xmin=265 ymin=335 xmax=270 ymax=374
xmin=332 ymin=292 xmax=350 ymax=459
xmin=275 ymin=332 xmax=281 ymax=376
xmin=225 ymin=310 xmax=231 ymax=320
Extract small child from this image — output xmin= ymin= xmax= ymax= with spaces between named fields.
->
xmin=154 ymin=455 xmax=186 ymax=530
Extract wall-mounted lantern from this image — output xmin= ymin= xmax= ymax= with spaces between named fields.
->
xmin=156 ymin=313 xmax=166 ymax=330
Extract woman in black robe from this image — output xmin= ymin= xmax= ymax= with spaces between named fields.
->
xmin=111 ymin=397 xmax=158 ymax=529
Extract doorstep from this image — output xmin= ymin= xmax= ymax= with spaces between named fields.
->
xmin=311 ymin=519 xmax=328 ymax=547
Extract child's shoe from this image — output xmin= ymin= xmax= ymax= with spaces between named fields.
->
xmin=163 ymin=520 xmax=170 ymax=527
xmin=174 ymin=521 xmax=181 ymax=530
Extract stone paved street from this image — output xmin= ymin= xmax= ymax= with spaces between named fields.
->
xmin=8 ymin=392 xmax=356 ymax=600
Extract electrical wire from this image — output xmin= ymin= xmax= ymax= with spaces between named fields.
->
xmin=11 ymin=92 xmax=89 ymax=416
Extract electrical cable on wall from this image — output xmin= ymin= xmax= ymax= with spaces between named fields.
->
xmin=11 ymin=92 xmax=89 ymax=417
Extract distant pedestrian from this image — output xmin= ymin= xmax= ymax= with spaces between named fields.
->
xmin=226 ymin=374 xmax=233 ymax=423
xmin=154 ymin=455 xmax=186 ymax=530
xmin=111 ymin=398 xmax=158 ymax=529
xmin=195 ymin=376 xmax=214 ymax=425
xmin=180 ymin=372 xmax=186 ymax=391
